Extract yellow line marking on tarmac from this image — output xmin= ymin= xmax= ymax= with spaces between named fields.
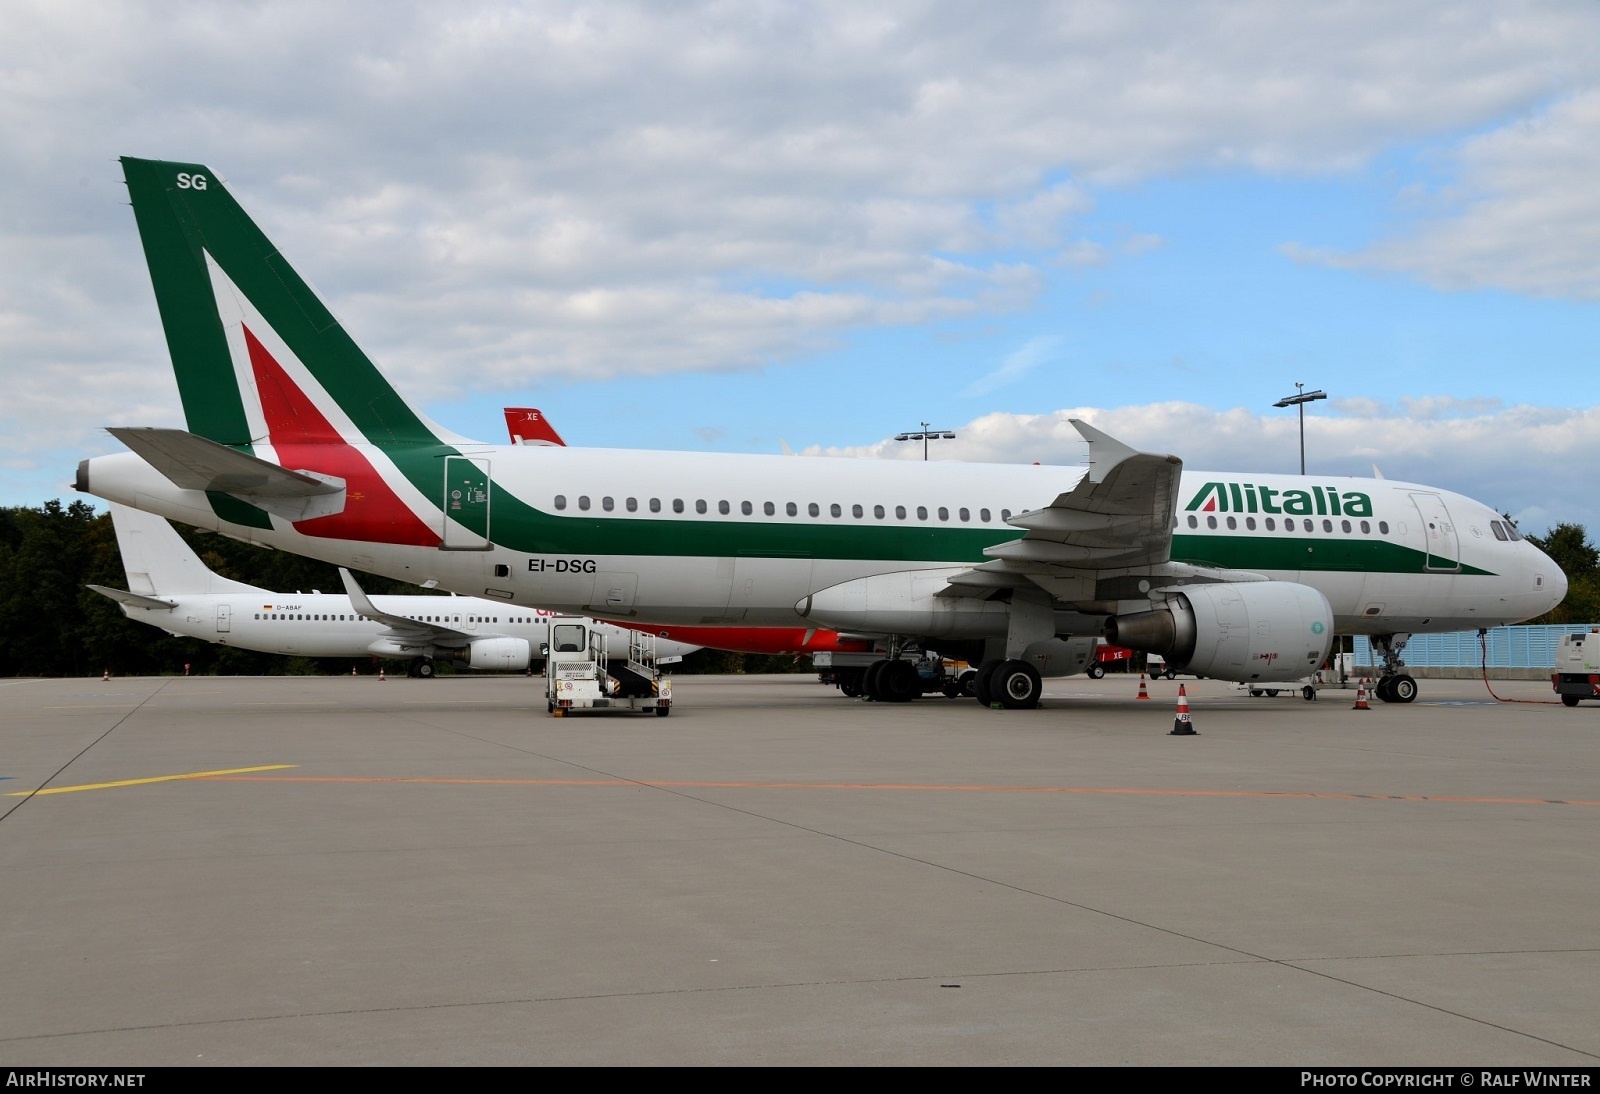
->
xmin=195 ymin=775 xmax=1600 ymax=806
xmin=9 ymin=765 xmax=298 ymax=796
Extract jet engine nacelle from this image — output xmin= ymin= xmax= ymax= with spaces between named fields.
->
xmin=1106 ymin=581 xmax=1333 ymax=683
xmin=452 ymin=636 xmax=532 ymax=672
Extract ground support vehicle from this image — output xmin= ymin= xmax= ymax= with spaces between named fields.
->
xmin=815 ymin=649 xmax=976 ymax=700
xmin=1086 ymin=641 xmax=1134 ymax=679
xmin=545 ymin=617 xmax=671 ymax=716
xmin=1552 ymin=629 xmax=1600 ymax=707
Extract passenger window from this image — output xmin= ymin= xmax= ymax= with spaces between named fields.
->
xmin=1187 ymin=515 xmax=1198 ymax=529
xmin=852 ymin=504 xmax=864 ymax=518
xmin=895 ymin=505 xmax=906 ymax=520
xmin=1322 ymin=519 xmax=1332 ymax=532
xmin=980 ymin=509 xmax=991 ymax=522
xmin=1360 ymin=520 xmax=1370 ymax=534
xmin=809 ymin=503 xmax=820 ymax=517
xmin=938 ymin=507 xmax=949 ymax=521
xmin=650 ymin=498 xmax=661 ymax=513
xmin=1341 ymin=520 xmax=1351 ymax=533
xmin=917 ymin=506 xmax=928 ymax=520
xmin=784 ymin=502 xmax=795 ymax=516
xmin=1206 ymin=515 xmax=1217 ymax=529
xmin=1283 ymin=519 xmax=1294 ymax=533
xmin=602 ymin=496 xmax=614 ymax=511
xmin=1303 ymin=519 xmax=1314 ymax=532
xmin=578 ymin=495 xmax=590 ymax=511
xmin=873 ymin=505 xmax=885 ymax=519
xmin=719 ymin=500 xmax=731 ymax=515
xmin=626 ymin=497 xmax=638 ymax=512
xmin=831 ymin=503 xmax=842 ymax=517
xmin=960 ymin=508 xmax=970 ymax=522
xmin=1246 ymin=517 xmax=1256 ymax=530
xmin=1002 ymin=509 xmax=1011 ymax=521
xmin=696 ymin=500 xmax=707 ymax=514
xmin=1226 ymin=516 xmax=1236 ymax=530
xmin=554 ymin=494 xmax=567 ymax=511
xmin=674 ymin=499 xmax=684 ymax=513
xmin=740 ymin=501 xmax=752 ymax=515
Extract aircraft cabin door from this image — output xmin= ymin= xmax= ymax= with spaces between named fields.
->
xmin=442 ymin=457 xmax=492 ymax=550
xmin=216 ymin=604 xmax=231 ymax=633
xmin=1409 ymin=492 xmax=1461 ymax=573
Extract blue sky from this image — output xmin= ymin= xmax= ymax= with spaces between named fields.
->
xmin=4 ymin=1 xmax=1599 ymax=534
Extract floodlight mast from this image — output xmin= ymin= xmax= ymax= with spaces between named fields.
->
xmin=1272 ymin=383 xmax=1327 ymax=475
xmin=893 ymin=421 xmax=957 ymax=461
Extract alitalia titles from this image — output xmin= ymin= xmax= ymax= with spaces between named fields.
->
xmin=1186 ymin=482 xmax=1373 ymax=518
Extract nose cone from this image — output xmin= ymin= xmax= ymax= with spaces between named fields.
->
xmin=1534 ymin=543 xmax=1569 ymax=614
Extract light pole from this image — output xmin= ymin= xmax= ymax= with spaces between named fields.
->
xmin=1272 ymin=384 xmax=1327 ymax=476
xmin=893 ymin=422 xmax=957 ymax=460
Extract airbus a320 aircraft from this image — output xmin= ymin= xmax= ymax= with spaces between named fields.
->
xmin=91 ymin=503 xmax=699 ymax=676
xmin=76 ymin=158 xmax=1567 ymax=709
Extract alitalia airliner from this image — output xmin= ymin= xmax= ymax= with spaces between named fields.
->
xmin=75 ymin=158 xmax=1566 ymax=708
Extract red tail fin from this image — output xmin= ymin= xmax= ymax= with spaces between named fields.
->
xmin=504 ymin=408 xmax=566 ymax=446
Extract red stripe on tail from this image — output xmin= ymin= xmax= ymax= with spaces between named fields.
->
xmin=244 ymin=327 xmax=441 ymax=546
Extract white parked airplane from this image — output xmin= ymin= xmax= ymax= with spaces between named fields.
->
xmin=90 ymin=503 xmax=699 ymax=677
xmin=77 ymin=158 xmax=1567 ymax=708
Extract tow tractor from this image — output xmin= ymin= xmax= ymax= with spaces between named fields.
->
xmin=545 ymin=617 xmax=671 ymax=717
xmin=1552 ymin=628 xmax=1600 ymax=707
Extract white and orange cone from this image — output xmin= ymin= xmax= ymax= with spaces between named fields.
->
xmin=1136 ymin=673 xmax=1150 ymax=701
xmin=1353 ymin=678 xmax=1371 ymax=711
xmin=378 ymin=666 xmax=385 ymax=682
xmin=351 ymin=666 xmax=357 ymax=678
xmin=1170 ymin=683 xmax=1197 ymax=735
xmin=102 ymin=668 xmax=109 ymax=682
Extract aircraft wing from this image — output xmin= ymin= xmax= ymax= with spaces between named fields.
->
xmin=942 ymin=420 xmax=1185 ymax=601
xmin=337 ymin=568 xmax=478 ymax=649
xmin=87 ymin=585 xmax=177 ymax=611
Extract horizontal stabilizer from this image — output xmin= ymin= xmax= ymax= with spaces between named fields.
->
xmin=87 ymin=585 xmax=177 ymax=611
xmin=108 ymin=427 xmax=346 ymax=522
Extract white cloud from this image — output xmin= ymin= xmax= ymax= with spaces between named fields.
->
xmin=1308 ymin=90 xmax=1600 ymax=298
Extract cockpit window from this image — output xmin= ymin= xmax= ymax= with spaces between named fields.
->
xmin=1490 ymin=520 xmax=1509 ymax=542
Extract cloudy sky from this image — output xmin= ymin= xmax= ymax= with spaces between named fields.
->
xmin=5 ymin=1 xmax=1600 ymax=534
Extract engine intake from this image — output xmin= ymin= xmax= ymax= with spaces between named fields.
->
xmin=1107 ymin=581 xmax=1333 ymax=683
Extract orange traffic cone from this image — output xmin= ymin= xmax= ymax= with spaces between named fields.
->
xmin=1136 ymin=673 xmax=1150 ymax=701
xmin=102 ymin=668 xmax=109 ymax=682
xmin=1352 ymin=678 xmax=1371 ymax=711
xmin=378 ymin=666 xmax=385 ymax=682
xmin=351 ymin=666 xmax=357 ymax=677
xmin=1170 ymin=683 xmax=1197 ymax=735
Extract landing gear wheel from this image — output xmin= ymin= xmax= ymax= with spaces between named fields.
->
xmin=838 ymin=671 xmax=863 ymax=698
xmin=1249 ymin=689 xmax=1264 ymax=697
xmin=1302 ymin=685 xmax=1316 ymax=702
xmin=973 ymin=659 xmax=1003 ymax=707
xmin=1266 ymin=689 xmax=1280 ymax=697
xmin=1562 ymin=694 xmax=1580 ymax=707
xmin=1087 ymin=664 xmax=1106 ymax=680
xmin=415 ymin=659 xmax=435 ymax=679
xmin=1390 ymin=674 xmax=1418 ymax=703
xmin=877 ymin=660 xmax=920 ymax=703
xmin=992 ymin=659 xmax=1043 ymax=710
xmin=406 ymin=661 xmax=422 ymax=678
xmin=958 ymin=671 xmax=978 ymax=698
xmin=1374 ymin=677 xmax=1395 ymax=702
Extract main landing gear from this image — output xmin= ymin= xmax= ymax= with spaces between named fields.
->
xmin=406 ymin=658 xmax=436 ymax=679
xmin=972 ymin=658 xmax=1042 ymax=710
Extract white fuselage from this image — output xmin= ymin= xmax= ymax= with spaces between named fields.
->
xmin=82 ymin=444 xmax=1566 ymax=638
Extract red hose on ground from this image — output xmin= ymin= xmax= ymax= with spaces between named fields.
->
xmin=1479 ymin=630 xmax=1563 ymax=705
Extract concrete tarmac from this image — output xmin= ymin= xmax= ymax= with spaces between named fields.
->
xmin=0 ymin=672 xmax=1596 ymax=1066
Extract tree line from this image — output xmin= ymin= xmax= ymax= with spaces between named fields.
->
xmin=0 ymin=501 xmax=809 ymax=677
xmin=2 ymin=500 xmax=1595 ymax=678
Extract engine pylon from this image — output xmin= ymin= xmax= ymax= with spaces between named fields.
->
xmin=1170 ymin=683 xmax=1197 ymax=736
